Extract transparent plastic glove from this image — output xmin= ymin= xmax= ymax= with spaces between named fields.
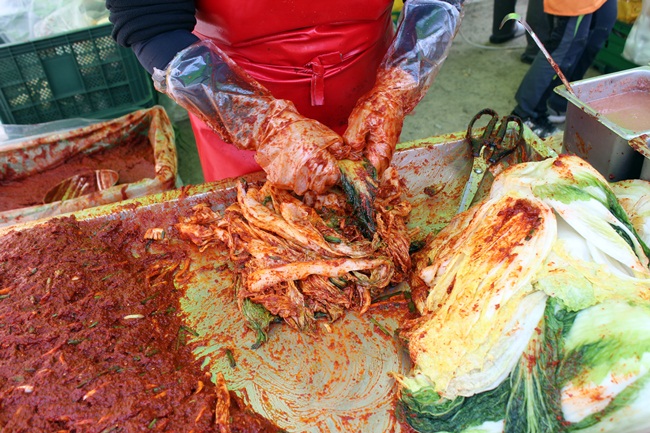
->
xmin=152 ymin=40 xmax=342 ymax=195
xmin=344 ymin=0 xmax=463 ymax=175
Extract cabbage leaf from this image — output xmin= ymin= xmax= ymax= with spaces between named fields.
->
xmin=399 ymin=155 xmax=650 ymax=433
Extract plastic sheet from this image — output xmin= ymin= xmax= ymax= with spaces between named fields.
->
xmin=153 ymin=40 xmax=342 ymax=194
xmin=624 ymin=0 xmax=650 ymax=65
xmin=379 ymin=0 xmax=463 ymax=114
xmin=0 ymin=0 xmax=108 ymax=44
xmin=0 ymin=106 xmax=177 ymax=227
xmin=344 ymin=0 xmax=464 ymax=174
xmin=0 ymin=118 xmax=101 ymax=144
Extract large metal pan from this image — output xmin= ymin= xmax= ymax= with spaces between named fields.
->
xmin=0 ymin=128 xmax=552 ymax=432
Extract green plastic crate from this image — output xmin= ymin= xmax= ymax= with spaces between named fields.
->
xmin=593 ymin=21 xmax=640 ymax=74
xmin=0 ymin=24 xmax=156 ymax=124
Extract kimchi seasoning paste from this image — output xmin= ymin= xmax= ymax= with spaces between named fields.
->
xmin=0 ymin=135 xmax=156 ymax=213
xmin=0 ymin=216 xmax=279 ymax=432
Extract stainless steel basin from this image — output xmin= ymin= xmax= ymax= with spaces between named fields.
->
xmin=555 ymin=66 xmax=650 ymax=181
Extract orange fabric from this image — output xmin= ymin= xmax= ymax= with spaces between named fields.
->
xmin=544 ymin=0 xmax=607 ymax=16
xmin=189 ymin=0 xmax=394 ymax=182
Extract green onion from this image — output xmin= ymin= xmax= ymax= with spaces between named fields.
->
xmin=226 ymin=349 xmax=236 ymax=368
xmin=329 ymin=277 xmax=348 ymax=288
xmin=369 ymin=317 xmax=391 ymax=337
xmin=409 ymin=240 xmax=426 ymax=254
xmin=180 ymin=325 xmax=199 ymax=337
xmin=324 ymin=235 xmax=342 ymax=244
xmin=140 ymin=293 xmax=158 ymax=305
xmin=403 ymin=290 xmax=418 ymax=314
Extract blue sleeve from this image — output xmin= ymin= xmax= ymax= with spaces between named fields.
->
xmin=106 ymin=0 xmax=200 ymax=73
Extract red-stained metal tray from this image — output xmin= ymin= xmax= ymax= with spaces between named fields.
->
xmin=0 ymin=126 xmax=553 ymax=432
xmin=0 ymin=106 xmax=177 ymax=228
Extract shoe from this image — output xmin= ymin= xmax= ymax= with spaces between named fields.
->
xmin=520 ymin=52 xmax=535 ymax=65
xmin=519 ymin=115 xmax=562 ymax=140
xmin=547 ymin=107 xmax=566 ymax=124
xmin=489 ymin=22 xmax=526 ymax=44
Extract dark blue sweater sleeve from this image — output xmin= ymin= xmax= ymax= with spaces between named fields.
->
xmin=106 ymin=0 xmax=200 ymax=74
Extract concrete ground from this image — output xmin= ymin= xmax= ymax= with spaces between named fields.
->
xmin=401 ymin=0 xmax=534 ymax=142
xmin=170 ymin=0 xmax=601 ymax=186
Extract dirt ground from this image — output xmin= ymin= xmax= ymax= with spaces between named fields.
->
xmin=171 ymin=0 xmax=601 ymax=186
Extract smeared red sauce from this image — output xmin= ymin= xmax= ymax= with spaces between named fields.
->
xmin=496 ymin=198 xmax=543 ymax=229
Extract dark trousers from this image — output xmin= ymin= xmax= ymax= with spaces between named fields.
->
xmin=492 ymin=0 xmax=518 ymax=36
xmin=492 ymin=0 xmax=551 ymax=55
xmin=513 ymin=0 xmax=618 ymax=118
xmin=523 ymin=0 xmax=552 ymax=57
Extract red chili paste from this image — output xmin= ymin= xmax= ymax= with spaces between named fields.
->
xmin=0 ymin=216 xmax=279 ymax=432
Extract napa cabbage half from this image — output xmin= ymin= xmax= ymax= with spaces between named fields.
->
xmin=398 ymin=155 xmax=650 ymax=433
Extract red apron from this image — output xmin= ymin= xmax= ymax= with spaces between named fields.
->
xmin=190 ymin=0 xmax=394 ymax=182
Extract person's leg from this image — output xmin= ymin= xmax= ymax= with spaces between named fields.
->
xmin=521 ymin=0 xmax=553 ymax=63
xmin=513 ymin=14 xmax=594 ymax=137
xmin=491 ymin=0 xmax=523 ymax=43
xmin=548 ymin=0 xmax=618 ymax=113
xmin=569 ymin=0 xmax=618 ymax=81
xmin=514 ymin=14 xmax=591 ymax=119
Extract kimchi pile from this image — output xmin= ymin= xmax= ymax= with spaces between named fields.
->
xmin=176 ymin=167 xmax=413 ymax=333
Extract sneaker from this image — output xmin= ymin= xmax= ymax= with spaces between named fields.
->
xmin=520 ymin=52 xmax=536 ymax=65
xmin=519 ymin=115 xmax=562 ymax=140
xmin=489 ymin=22 xmax=526 ymax=44
xmin=547 ymin=107 xmax=566 ymax=124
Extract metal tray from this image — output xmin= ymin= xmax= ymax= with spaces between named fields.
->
xmin=555 ymin=66 xmax=650 ymax=181
xmin=0 ymin=128 xmax=553 ymax=432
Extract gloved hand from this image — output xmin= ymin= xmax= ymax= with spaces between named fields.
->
xmin=344 ymin=0 xmax=464 ymax=175
xmin=152 ymin=40 xmax=342 ymax=195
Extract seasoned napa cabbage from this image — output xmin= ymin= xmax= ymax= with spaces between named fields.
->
xmin=399 ymin=154 xmax=650 ymax=433
xmin=399 ymin=193 xmax=555 ymax=399
xmin=610 ymin=179 xmax=650 ymax=247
